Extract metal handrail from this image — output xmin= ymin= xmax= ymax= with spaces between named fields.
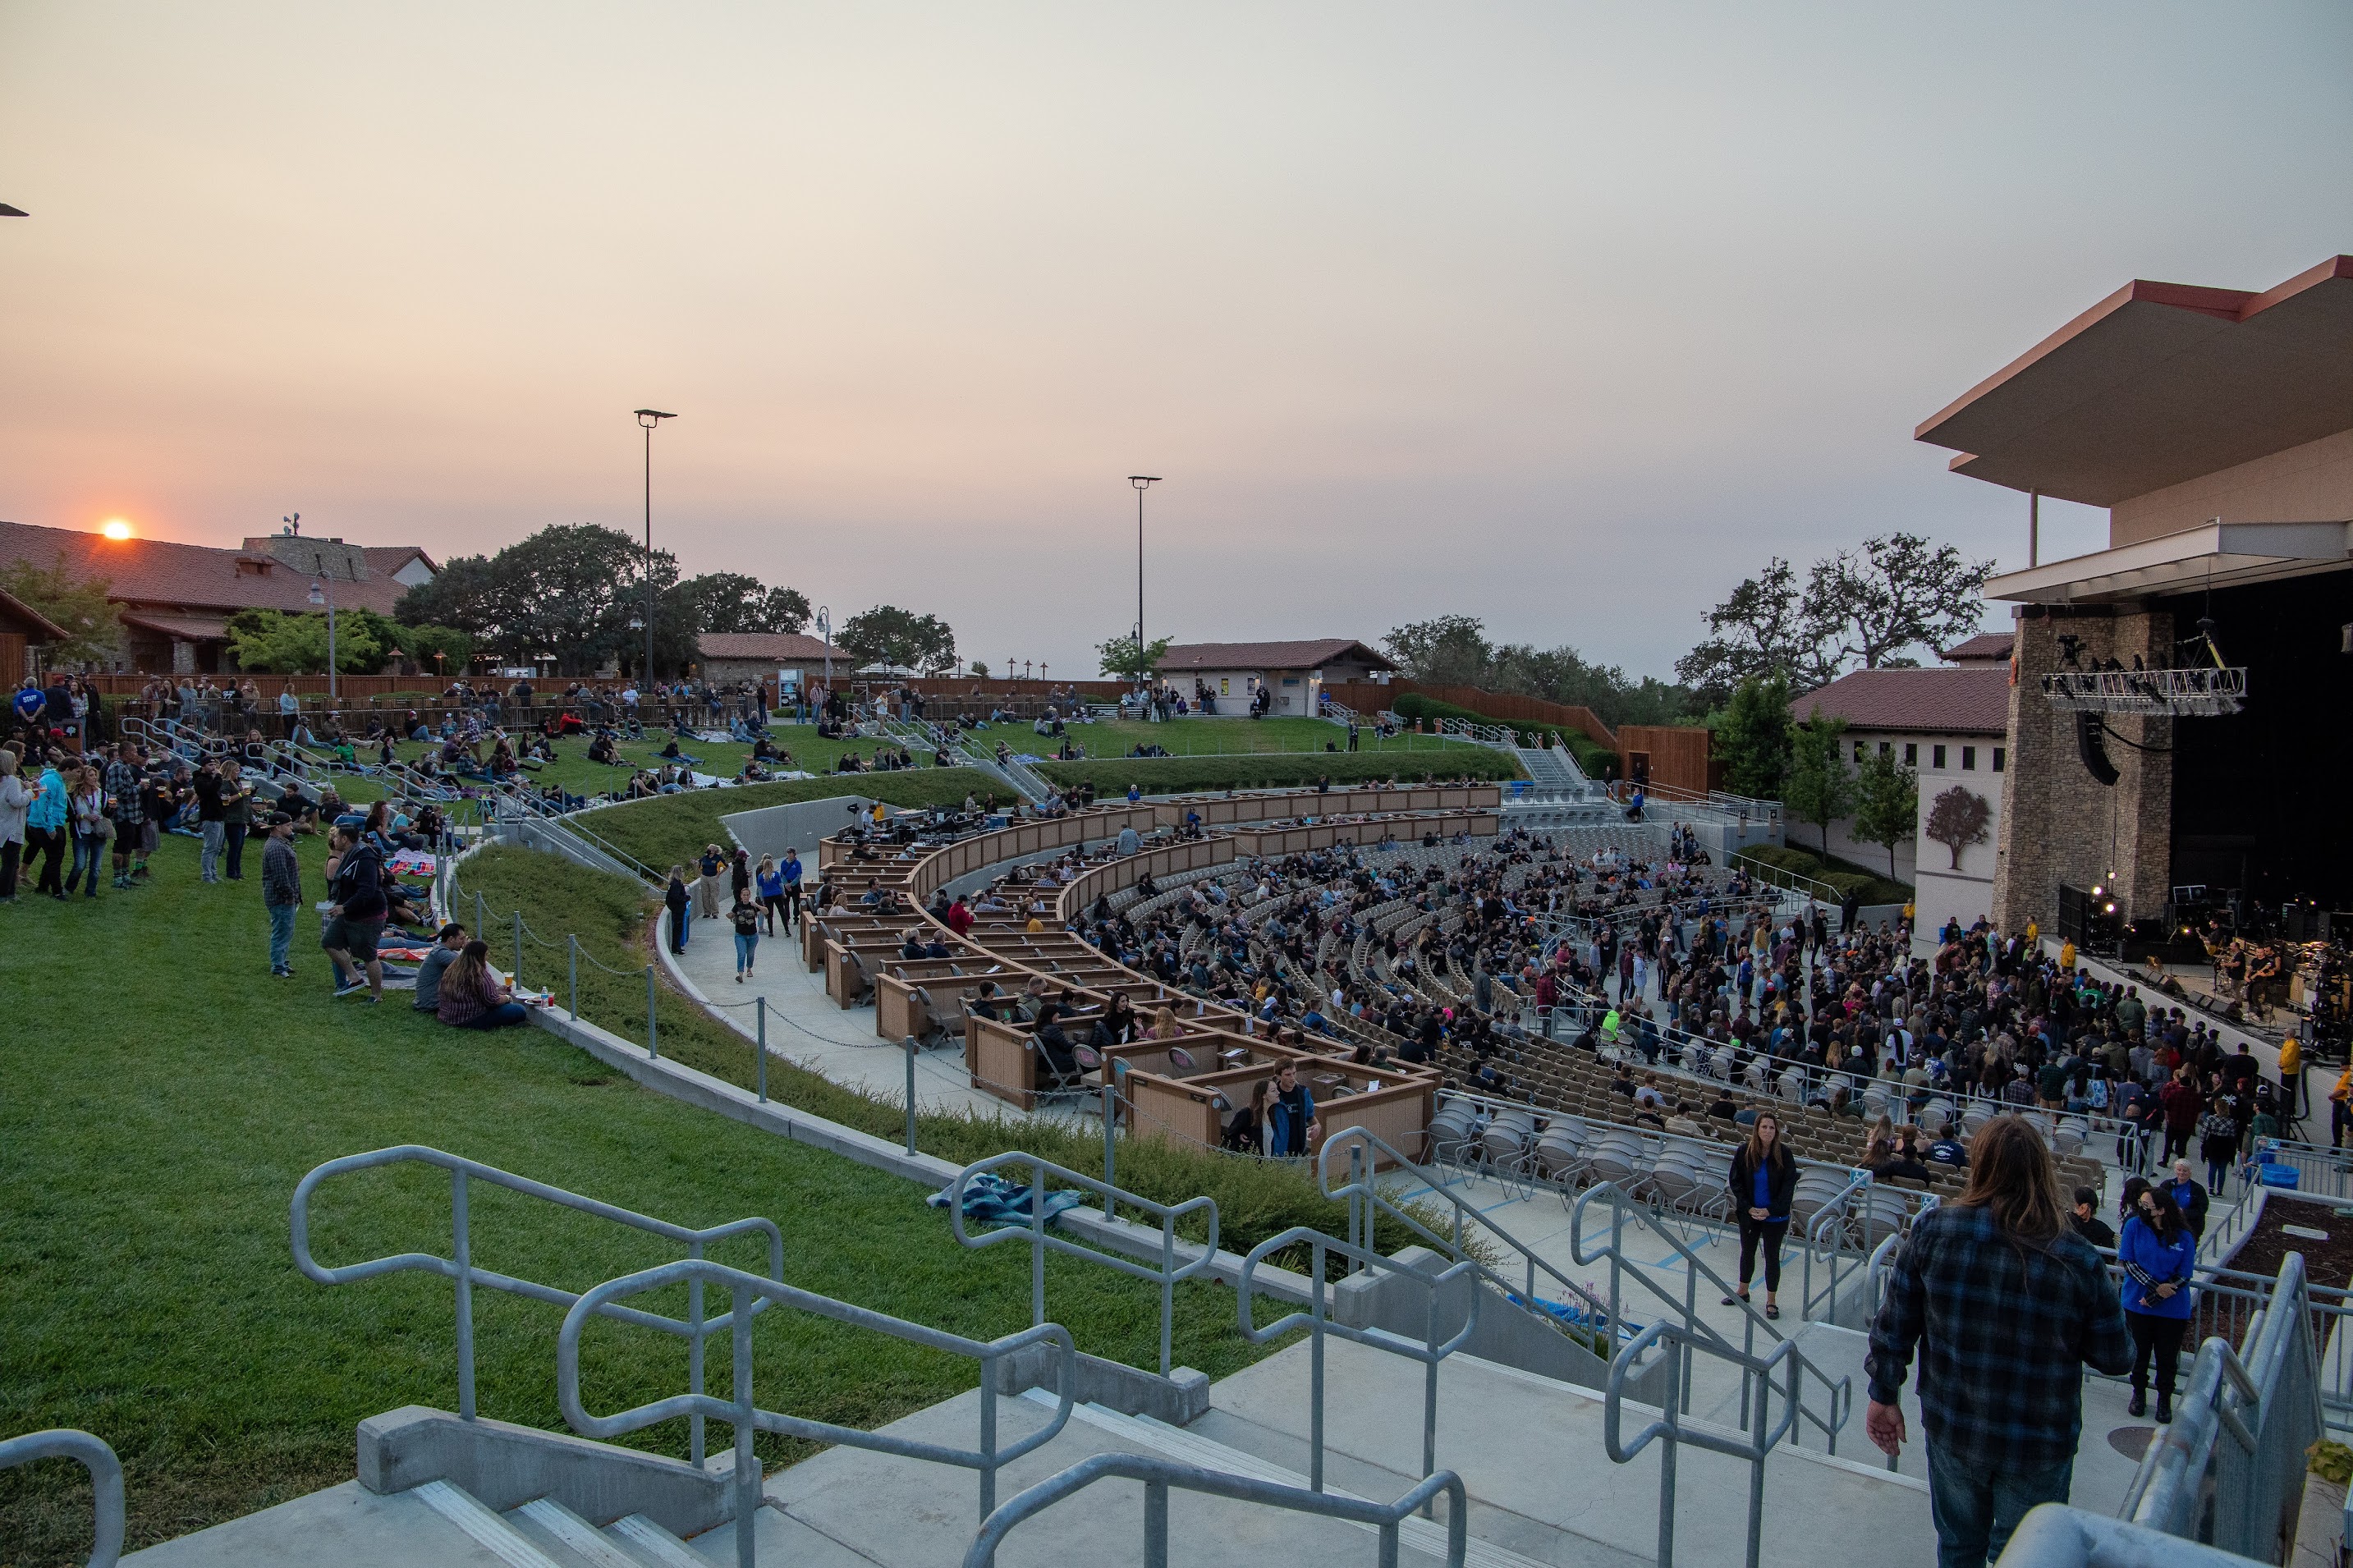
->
xmin=2121 ymin=1250 xmax=2324 ymax=1558
xmin=1314 ymin=1126 xmax=1617 ymax=1329
xmin=1994 ymin=1503 xmax=2276 ymax=1566
xmin=0 ymin=1428 xmax=124 ymax=1568
xmin=1237 ymin=1224 xmax=1481 ymax=1495
xmin=290 ymin=1144 xmax=782 ymax=1467
xmin=1571 ymin=1182 xmax=1852 ymax=1454
xmin=965 ymin=1451 xmax=1467 ymax=1568
xmin=945 ymin=1151 xmax=1219 ymax=1377
xmin=1603 ymin=1316 xmax=1850 ymax=1568
xmin=558 ymin=1257 xmax=1076 ymax=1568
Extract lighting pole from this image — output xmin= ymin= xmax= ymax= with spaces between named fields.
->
xmin=1128 ymin=476 xmax=1161 ymax=691
xmin=635 ymin=409 xmax=677 ymax=691
xmin=817 ymin=606 xmax=832 ymax=701
xmin=307 ymin=574 xmax=337 ymax=704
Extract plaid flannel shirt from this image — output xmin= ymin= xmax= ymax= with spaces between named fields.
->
xmin=1866 ymin=1204 xmax=2133 ymax=1472
xmin=103 ymin=760 xmax=144 ymax=826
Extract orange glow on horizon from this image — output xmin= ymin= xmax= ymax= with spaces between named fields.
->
xmin=100 ymin=519 xmax=133 ymax=540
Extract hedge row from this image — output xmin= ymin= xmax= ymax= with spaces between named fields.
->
xmin=1388 ymin=693 xmax=1620 ymax=781
xmin=1032 ymin=750 xmax=1521 ymax=795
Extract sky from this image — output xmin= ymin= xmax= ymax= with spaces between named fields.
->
xmin=2 ymin=2 xmax=2349 ymax=681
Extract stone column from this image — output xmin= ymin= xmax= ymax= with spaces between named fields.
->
xmin=1993 ymin=604 xmax=2173 ymax=937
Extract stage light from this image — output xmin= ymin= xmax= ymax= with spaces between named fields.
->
xmin=100 ymin=519 xmax=131 ymax=540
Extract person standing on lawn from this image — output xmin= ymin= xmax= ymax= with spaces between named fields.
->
xmin=321 ymin=823 xmax=388 ymax=1002
xmin=260 ymin=813 xmax=302 ymax=977
xmin=192 ymin=756 xmax=227 ymax=883
xmin=1865 ymin=1115 xmax=2132 ymax=1567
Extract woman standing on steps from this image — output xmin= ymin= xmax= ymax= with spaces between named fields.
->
xmin=2119 ymin=1183 xmax=2196 ymax=1424
xmin=1723 ymin=1112 xmax=1795 ymax=1318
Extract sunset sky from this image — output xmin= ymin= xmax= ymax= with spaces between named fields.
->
xmin=2 ymin=2 xmax=2348 ymax=680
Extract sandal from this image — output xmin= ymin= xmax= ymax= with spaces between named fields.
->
xmin=1764 ymin=1304 xmax=1780 ymax=1319
xmin=1722 ymin=1292 xmax=1745 ymax=1307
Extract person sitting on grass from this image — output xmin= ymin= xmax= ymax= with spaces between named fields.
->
xmin=436 ymin=939 xmax=530 ymax=1029
xmin=411 ymin=923 xmax=469 ymax=1014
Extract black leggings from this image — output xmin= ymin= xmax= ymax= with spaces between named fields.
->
xmin=1738 ymin=1217 xmax=1786 ymax=1294
xmin=2129 ymin=1311 xmax=2189 ymax=1400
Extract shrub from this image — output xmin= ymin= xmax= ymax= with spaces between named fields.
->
xmin=1033 ymin=751 xmax=1520 ymax=794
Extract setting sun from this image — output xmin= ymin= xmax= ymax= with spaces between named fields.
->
xmin=99 ymin=519 xmax=132 ymax=540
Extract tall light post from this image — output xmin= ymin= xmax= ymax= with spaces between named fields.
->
xmin=306 ymin=577 xmax=337 ymax=704
xmin=635 ymin=409 xmax=677 ymax=690
xmin=1128 ymin=476 xmax=1161 ymax=691
xmin=816 ymin=606 xmax=832 ymax=702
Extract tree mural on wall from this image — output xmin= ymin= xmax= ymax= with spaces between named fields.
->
xmin=1925 ymin=784 xmax=1993 ymax=870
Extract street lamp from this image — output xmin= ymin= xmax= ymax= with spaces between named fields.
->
xmin=1128 ymin=476 xmax=1161 ymax=691
xmin=816 ymin=606 xmax=832 ymax=695
xmin=307 ymin=575 xmax=337 ymax=704
xmin=635 ymin=409 xmax=677 ymax=690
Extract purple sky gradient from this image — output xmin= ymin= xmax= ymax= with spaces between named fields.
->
xmin=2 ymin=2 xmax=2347 ymax=679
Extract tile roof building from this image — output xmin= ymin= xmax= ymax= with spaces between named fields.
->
xmin=1155 ymin=639 xmax=1395 ymax=718
xmin=0 ymin=519 xmax=432 ymax=674
xmin=695 ymin=631 xmax=851 ymax=692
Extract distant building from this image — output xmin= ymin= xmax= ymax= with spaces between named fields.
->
xmin=0 ymin=520 xmax=433 ymax=675
xmin=695 ymin=631 xmax=850 ymax=695
xmin=0 ymin=583 xmax=68 ymax=688
xmin=1791 ymin=648 xmax=2011 ymax=942
xmin=1156 ymin=638 xmax=1396 ymax=718
xmin=1917 ymin=253 xmax=2353 ymax=933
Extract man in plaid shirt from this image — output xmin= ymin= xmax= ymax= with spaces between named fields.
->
xmin=1867 ymin=1116 xmax=2133 ymax=1567
xmin=102 ymin=741 xmax=145 ymax=889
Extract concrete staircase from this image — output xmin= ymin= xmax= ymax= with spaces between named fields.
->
xmin=122 ymin=1479 xmax=723 ymax=1567
xmin=1514 ymin=745 xmax=1590 ymax=798
xmin=117 ymin=1336 xmax=1933 ymax=1567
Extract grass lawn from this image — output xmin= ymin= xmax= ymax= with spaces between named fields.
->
xmin=1043 ymin=717 xmax=1466 ymax=761
xmin=331 ymin=723 xmax=957 ymax=805
xmin=0 ymin=831 xmax=1292 ymax=1564
xmin=1036 ymin=750 xmax=1523 ymax=794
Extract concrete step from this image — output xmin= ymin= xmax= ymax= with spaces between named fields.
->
xmin=504 ymin=1495 xmax=662 ymax=1568
xmin=120 ymin=1480 xmax=551 ymax=1568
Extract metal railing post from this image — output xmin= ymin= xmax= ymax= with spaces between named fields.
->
xmin=1143 ymin=1478 xmax=1169 ymax=1568
xmin=1311 ymin=1238 xmax=1327 ymax=1492
xmin=568 ymin=934 xmax=578 ymax=1020
xmin=475 ymin=889 xmax=485 ymax=938
xmin=756 ymin=997 xmax=768 ymax=1103
xmin=452 ymin=1166 xmax=476 ymax=1420
xmin=904 ymin=1036 xmax=919 ymax=1154
xmin=646 ymin=966 xmax=658 ymax=1059
xmin=1031 ymin=1170 xmax=1047 ymax=1329
xmin=511 ymin=908 xmax=523 ymax=989
xmin=1102 ymin=1075 xmax=1117 ymax=1219
xmin=731 ymin=1281 xmax=756 ymax=1568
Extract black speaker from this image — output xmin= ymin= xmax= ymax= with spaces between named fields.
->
xmin=2076 ymin=711 xmax=2119 ymax=786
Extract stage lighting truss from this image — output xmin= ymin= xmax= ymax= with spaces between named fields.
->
xmin=2040 ymin=666 xmax=2247 ymax=716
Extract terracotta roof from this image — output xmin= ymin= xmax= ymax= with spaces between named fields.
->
xmin=364 ymin=545 xmax=440 ymax=576
xmin=0 ymin=585 xmax=69 ymax=641
xmin=120 ymin=612 xmax=235 ymax=643
xmin=1158 ymin=639 xmax=1396 ymax=672
xmin=1788 ymin=667 xmax=2010 ymax=737
xmin=697 ymin=631 xmax=846 ymax=662
xmin=0 ymin=520 xmax=415 ymax=617
xmin=1938 ymin=632 xmax=2014 ymax=663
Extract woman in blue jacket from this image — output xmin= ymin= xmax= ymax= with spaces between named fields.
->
xmin=2120 ymin=1184 xmax=2197 ymax=1423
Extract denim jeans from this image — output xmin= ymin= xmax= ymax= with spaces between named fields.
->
xmin=455 ymin=1002 xmax=530 ymax=1029
xmin=268 ymin=902 xmax=297 ymax=971
xmin=735 ymin=930 xmax=759 ymax=973
xmin=200 ymin=819 xmax=225 ymax=880
xmin=1926 ymin=1444 xmax=2073 ymax=1568
xmin=69 ymin=832 xmax=106 ymax=895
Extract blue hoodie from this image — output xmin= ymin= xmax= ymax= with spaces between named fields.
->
xmin=2118 ymin=1213 xmax=2195 ymax=1318
xmin=27 ymin=767 xmax=67 ymax=832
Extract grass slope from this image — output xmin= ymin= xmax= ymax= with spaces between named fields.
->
xmin=0 ymin=832 xmax=1285 ymax=1565
xmin=1034 ymin=750 xmax=1522 ymax=794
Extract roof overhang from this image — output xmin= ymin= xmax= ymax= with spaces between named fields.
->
xmin=1984 ymin=519 xmax=2352 ymax=605
xmin=1916 ymin=256 xmax=2353 ymax=507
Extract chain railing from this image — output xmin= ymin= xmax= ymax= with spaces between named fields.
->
xmin=0 ymin=1428 xmax=124 ymax=1568
xmin=290 ymin=1144 xmax=782 ymax=1468
xmin=557 ymin=1257 xmax=1076 ymax=1568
